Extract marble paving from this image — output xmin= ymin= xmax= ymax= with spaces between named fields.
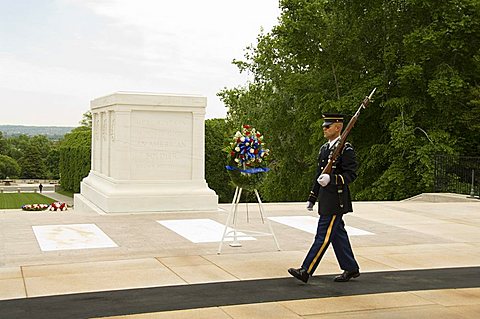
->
xmin=0 ymin=198 xmax=478 ymax=318
xmin=157 ymin=218 xmax=256 ymax=243
xmin=268 ymin=215 xmax=374 ymax=236
xmin=32 ymin=223 xmax=118 ymax=251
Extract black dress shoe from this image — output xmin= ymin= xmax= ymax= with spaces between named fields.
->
xmin=288 ymin=267 xmax=309 ymax=283
xmin=334 ymin=270 xmax=360 ymax=282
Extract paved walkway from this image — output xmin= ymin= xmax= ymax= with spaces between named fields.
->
xmin=0 ymin=195 xmax=479 ymax=318
xmin=41 ymin=191 xmax=74 ymax=206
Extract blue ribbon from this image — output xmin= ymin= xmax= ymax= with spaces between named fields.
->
xmin=225 ymin=166 xmax=270 ymax=174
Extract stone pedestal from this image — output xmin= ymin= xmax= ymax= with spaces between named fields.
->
xmin=74 ymin=92 xmax=218 ymax=214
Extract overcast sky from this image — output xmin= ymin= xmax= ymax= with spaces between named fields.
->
xmin=0 ymin=0 xmax=281 ymax=127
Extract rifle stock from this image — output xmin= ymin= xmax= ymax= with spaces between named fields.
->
xmin=322 ymin=88 xmax=376 ymax=175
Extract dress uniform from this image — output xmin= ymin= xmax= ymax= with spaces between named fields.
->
xmin=288 ymin=113 xmax=360 ymax=283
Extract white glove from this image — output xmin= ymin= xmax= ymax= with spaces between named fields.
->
xmin=306 ymin=201 xmax=314 ymax=211
xmin=317 ymin=174 xmax=331 ymax=187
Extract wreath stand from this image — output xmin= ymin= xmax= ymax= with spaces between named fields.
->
xmin=217 ymin=186 xmax=281 ymax=254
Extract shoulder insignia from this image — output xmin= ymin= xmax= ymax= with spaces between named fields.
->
xmin=342 ymin=142 xmax=354 ymax=152
xmin=319 ymin=142 xmax=329 ymax=153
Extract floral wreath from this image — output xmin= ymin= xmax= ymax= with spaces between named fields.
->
xmin=21 ymin=202 xmax=68 ymax=212
xmin=22 ymin=204 xmax=49 ymax=211
xmin=226 ymin=124 xmax=270 ymax=174
xmin=49 ymin=202 xmax=68 ymax=211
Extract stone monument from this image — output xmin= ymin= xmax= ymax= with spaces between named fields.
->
xmin=74 ymin=92 xmax=218 ymax=214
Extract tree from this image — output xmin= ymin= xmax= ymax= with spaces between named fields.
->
xmin=205 ymin=119 xmax=236 ymax=203
xmin=4 ymin=134 xmax=30 ymax=161
xmin=79 ymin=111 xmax=92 ymax=128
xmin=219 ymin=0 xmax=480 ymax=201
xmin=0 ymin=155 xmax=20 ymax=179
xmin=46 ymin=146 xmax=60 ymax=179
xmin=0 ymin=132 xmax=7 ymax=154
xmin=18 ymin=144 xmax=47 ymax=179
xmin=59 ymin=130 xmax=91 ymax=192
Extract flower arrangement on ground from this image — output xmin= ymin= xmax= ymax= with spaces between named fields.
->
xmin=49 ymin=202 xmax=67 ymax=211
xmin=225 ymin=124 xmax=270 ymax=190
xmin=22 ymin=204 xmax=49 ymax=211
xmin=21 ymin=202 xmax=68 ymax=211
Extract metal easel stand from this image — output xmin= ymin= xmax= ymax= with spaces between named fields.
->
xmin=217 ymin=186 xmax=281 ymax=254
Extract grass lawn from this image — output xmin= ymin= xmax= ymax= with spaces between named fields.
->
xmin=0 ymin=193 xmax=56 ymax=209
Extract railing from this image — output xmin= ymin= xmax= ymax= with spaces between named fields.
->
xmin=434 ymin=155 xmax=480 ymax=197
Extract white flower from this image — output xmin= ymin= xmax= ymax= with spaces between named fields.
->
xmin=235 ymin=131 xmax=242 ymax=138
xmin=235 ymin=146 xmax=240 ymax=152
xmin=235 ymin=158 xmax=240 ymax=163
xmin=249 ymin=149 xmax=255 ymax=153
xmin=240 ymin=137 xmax=245 ymax=142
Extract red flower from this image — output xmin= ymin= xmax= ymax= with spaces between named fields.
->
xmin=230 ymin=151 xmax=235 ymax=156
xmin=243 ymin=124 xmax=251 ymax=129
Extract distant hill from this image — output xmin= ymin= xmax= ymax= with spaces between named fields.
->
xmin=0 ymin=125 xmax=75 ymax=139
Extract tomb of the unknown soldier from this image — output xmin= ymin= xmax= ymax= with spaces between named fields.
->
xmin=74 ymin=92 xmax=218 ymax=214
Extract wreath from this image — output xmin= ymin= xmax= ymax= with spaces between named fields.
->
xmin=225 ymin=125 xmax=270 ymax=190
xmin=22 ymin=204 xmax=49 ymax=211
xmin=21 ymin=202 xmax=68 ymax=211
xmin=49 ymin=202 xmax=68 ymax=211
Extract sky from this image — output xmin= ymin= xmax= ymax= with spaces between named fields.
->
xmin=0 ymin=0 xmax=281 ymax=127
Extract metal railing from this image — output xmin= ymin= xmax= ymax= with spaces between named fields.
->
xmin=434 ymin=155 xmax=480 ymax=198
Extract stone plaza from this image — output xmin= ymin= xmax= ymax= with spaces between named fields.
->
xmin=0 ymin=193 xmax=479 ymax=318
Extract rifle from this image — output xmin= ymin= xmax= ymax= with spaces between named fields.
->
xmin=322 ymin=88 xmax=376 ymax=175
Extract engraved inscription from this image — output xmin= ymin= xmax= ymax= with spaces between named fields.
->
xmin=94 ymin=113 xmax=100 ymax=141
xmin=109 ymin=112 xmax=115 ymax=142
xmin=102 ymin=113 xmax=107 ymax=141
xmin=131 ymin=111 xmax=193 ymax=180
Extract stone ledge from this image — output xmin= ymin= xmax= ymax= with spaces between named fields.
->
xmin=402 ymin=193 xmax=480 ymax=203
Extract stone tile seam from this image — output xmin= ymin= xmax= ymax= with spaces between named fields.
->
xmin=153 ymin=256 xmax=190 ymax=284
xmin=19 ymin=266 xmax=28 ymax=298
xmin=355 ymin=255 xmax=402 ymax=271
xmin=199 ymin=255 xmax=242 ymax=281
xmin=293 ymin=303 xmax=447 ymax=318
xmin=21 ymin=257 xmax=171 ymax=278
xmin=217 ymin=306 xmax=235 ymax=319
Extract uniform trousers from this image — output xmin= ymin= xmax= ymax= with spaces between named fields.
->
xmin=302 ymin=214 xmax=359 ymax=275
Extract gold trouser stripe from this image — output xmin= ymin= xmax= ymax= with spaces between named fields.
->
xmin=339 ymin=174 xmax=345 ymax=184
xmin=307 ymin=215 xmax=337 ymax=273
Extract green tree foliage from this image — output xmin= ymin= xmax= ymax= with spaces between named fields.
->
xmin=59 ymin=130 xmax=91 ymax=193
xmin=79 ymin=111 xmax=92 ymax=128
xmin=4 ymin=134 xmax=30 ymax=161
xmin=18 ymin=144 xmax=47 ymax=179
xmin=219 ymin=0 xmax=480 ymax=201
xmin=46 ymin=147 xmax=60 ymax=179
xmin=0 ymin=155 xmax=20 ymax=179
xmin=0 ymin=132 xmax=7 ymax=154
xmin=205 ymin=119 xmax=235 ymax=203
xmin=0 ymin=134 xmax=60 ymax=179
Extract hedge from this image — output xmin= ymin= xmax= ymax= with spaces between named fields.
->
xmin=59 ymin=129 xmax=91 ymax=193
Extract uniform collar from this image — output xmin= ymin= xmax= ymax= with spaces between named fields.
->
xmin=328 ymin=136 xmax=340 ymax=148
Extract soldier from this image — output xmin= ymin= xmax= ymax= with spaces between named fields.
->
xmin=288 ymin=113 xmax=360 ymax=283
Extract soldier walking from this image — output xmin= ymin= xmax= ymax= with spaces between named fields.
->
xmin=288 ymin=113 xmax=360 ymax=283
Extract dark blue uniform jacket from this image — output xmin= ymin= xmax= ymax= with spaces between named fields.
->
xmin=308 ymin=141 xmax=357 ymax=215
